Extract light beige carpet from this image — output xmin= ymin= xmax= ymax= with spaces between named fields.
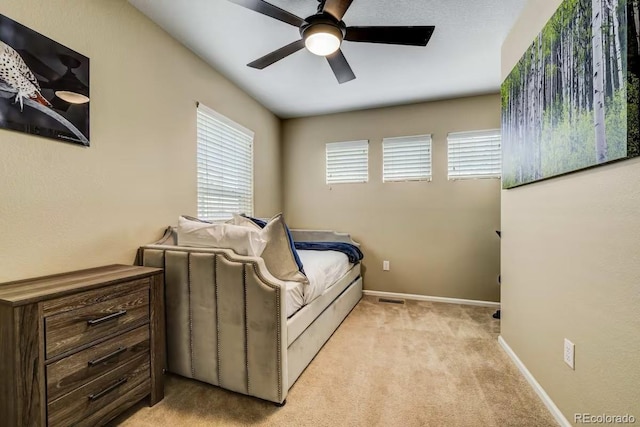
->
xmin=111 ymin=296 xmax=556 ymax=427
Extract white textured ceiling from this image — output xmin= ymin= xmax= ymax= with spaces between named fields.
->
xmin=129 ymin=0 xmax=527 ymax=118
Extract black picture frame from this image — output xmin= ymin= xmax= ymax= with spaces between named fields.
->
xmin=0 ymin=14 xmax=90 ymax=146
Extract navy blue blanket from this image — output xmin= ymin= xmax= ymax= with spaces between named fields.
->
xmin=294 ymin=242 xmax=364 ymax=264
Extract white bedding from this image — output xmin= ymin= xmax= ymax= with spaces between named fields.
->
xmin=285 ymin=281 xmax=305 ymax=318
xmin=284 ymin=249 xmax=353 ymax=317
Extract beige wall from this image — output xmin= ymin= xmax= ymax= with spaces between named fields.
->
xmin=283 ymin=95 xmax=502 ymax=302
xmin=501 ymin=0 xmax=640 ymax=423
xmin=0 ymin=0 xmax=282 ymax=282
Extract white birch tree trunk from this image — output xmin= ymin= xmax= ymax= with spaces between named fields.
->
xmin=593 ymin=0 xmax=608 ymax=162
xmin=537 ymin=32 xmax=543 ymax=178
xmin=609 ymin=12 xmax=617 ymax=89
xmin=611 ymin=0 xmax=624 ymax=88
xmin=634 ymin=1 xmax=640 ymax=55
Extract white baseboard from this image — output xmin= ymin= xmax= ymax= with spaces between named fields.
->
xmin=498 ymin=336 xmax=571 ymax=427
xmin=362 ymin=290 xmax=500 ymax=308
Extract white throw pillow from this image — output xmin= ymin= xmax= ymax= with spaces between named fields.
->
xmin=228 ymin=213 xmax=262 ymax=230
xmin=176 ymin=216 xmax=266 ymax=256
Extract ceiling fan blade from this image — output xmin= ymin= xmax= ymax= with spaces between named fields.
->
xmin=345 ymin=26 xmax=435 ymax=46
xmin=228 ymin=0 xmax=305 ymax=27
xmin=247 ymin=39 xmax=306 ymax=69
xmin=322 ymin=0 xmax=354 ymax=21
xmin=326 ymin=49 xmax=355 ymax=84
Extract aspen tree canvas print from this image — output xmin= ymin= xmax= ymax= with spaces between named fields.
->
xmin=501 ymin=0 xmax=640 ymax=188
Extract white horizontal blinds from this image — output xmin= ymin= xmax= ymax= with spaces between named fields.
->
xmin=447 ymin=129 xmax=501 ymax=180
xmin=326 ymin=140 xmax=369 ymax=184
xmin=382 ymin=134 xmax=432 ymax=182
xmin=197 ymin=103 xmax=254 ymax=221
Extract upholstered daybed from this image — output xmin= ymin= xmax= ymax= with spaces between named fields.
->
xmin=137 ymin=226 xmax=363 ymax=404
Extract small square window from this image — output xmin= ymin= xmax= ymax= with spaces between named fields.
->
xmin=326 ymin=140 xmax=369 ymax=184
xmin=383 ymin=135 xmax=432 ymax=182
xmin=448 ymin=130 xmax=501 ymax=180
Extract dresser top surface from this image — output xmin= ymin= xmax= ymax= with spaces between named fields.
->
xmin=0 ymin=264 xmax=162 ymax=306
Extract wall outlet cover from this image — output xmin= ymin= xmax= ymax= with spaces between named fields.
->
xmin=564 ymin=338 xmax=575 ymax=369
xmin=383 ymin=260 xmax=390 ymax=271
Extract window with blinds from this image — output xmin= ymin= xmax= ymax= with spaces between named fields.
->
xmin=447 ymin=130 xmax=501 ymax=180
xmin=326 ymin=140 xmax=369 ymax=184
xmin=382 ymin=135 xmax=432 ymax=182
xmin=197 ymin=103 xmax=254 ymax=221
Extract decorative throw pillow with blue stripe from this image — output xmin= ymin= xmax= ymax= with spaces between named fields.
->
xmin=237 ymin=213 xmax=307 ymax=282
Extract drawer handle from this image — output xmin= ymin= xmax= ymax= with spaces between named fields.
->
xmin=88 ymin=377 xmax=128 ymax=402
xmin=88 ymin=347 xmax=127 ymax=367
xmin=87 ymin=310 xmax=127 ymax=326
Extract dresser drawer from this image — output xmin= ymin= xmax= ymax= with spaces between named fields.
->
xmin=47 ymin=325 xmax=149 ymax=402
xmin=47 ymin=354 xmax=150 ymax=427
xmin=44 ymin=280 xmax=150 ymax=359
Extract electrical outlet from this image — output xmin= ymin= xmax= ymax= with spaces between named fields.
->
xmin=383 ymin=260 xmax=390 ymax=271
xmin=564 ymin=338 xmax=575 ymax=369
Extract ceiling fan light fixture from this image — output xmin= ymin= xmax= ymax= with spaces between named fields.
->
xmin=51 ymin=58 xmax=90 ymax=105
xmin=303 ymin=24 xmax=342 ymax=56
xmin=55 ymin=90 xmax=90 ymax=104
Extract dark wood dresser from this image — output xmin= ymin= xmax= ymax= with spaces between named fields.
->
xmin=0 ymin=264 xmax=165 ymax=427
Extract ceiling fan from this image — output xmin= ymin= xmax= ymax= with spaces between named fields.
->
xmin=16 ymin=50 xmax=89 ymax=111
xmin=229 ymin=0 xmax=435 ymax=84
